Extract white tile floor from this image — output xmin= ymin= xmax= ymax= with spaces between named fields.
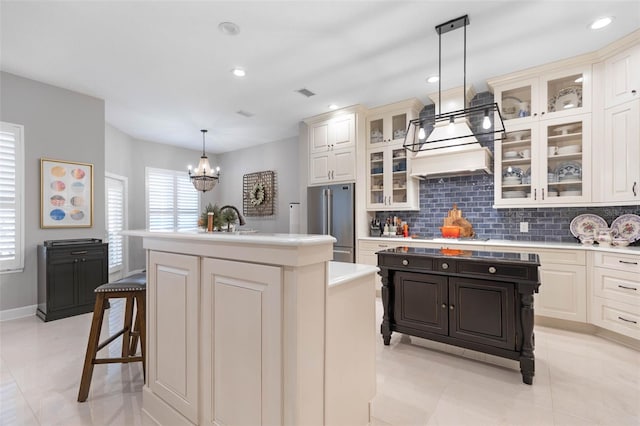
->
xmin=1 ymin=299 xmax=639 ymax=425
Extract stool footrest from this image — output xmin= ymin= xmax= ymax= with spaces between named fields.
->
xmin=96 ymin=327 xmax=128 ymax=352
xmin=94 ymin=356 xmax=144 ymax=364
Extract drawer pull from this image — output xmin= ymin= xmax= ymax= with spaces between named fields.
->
xmin=441 ymin=262 xmax=449 ymax=270
xmin=488 ymin=266 xmax=497 ymax=274
xmin=71 ymin=250 xmax=88 ymax=255
xmin=618 ymin=316 xmax=637 ymax=324
xmin=618 ymin=284 xmax=637 ymax=291
xmin=441 ymin=303 xmax=447 ymax=309
xmin=402 ymin=259 xmax=409 ymax=266
xmin=449 ymin=304 xmax=455 ymax=310
xmin=378 ymin=245 xmax=388 ymax=248
xmin=619 ymin=260 xmax=638 ymax=265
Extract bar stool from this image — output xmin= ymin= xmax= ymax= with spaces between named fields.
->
xmin=77 ymin=272 xmax=146 ymax=402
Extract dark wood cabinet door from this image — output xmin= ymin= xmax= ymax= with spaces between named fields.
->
xmin=448 ymin=277 xmax=516 ymax=350
xmin=394 ymin=271 xmax=448 ymax=335
xmin=47 ymin=259 xmax=77 ymax=311
xmin=77 ymin=255 xmax=108 ymax=306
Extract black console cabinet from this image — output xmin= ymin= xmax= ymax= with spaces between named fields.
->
xmin=37 ymin=239 xmax=108 ymax=322
xmin=378 ymin=247 xmax=540 ymax=384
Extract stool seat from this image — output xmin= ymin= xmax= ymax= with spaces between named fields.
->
xmin=78 ymin=272 xmax=147 ymax=402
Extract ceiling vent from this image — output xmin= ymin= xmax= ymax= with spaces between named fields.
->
xmin=236 ymin=110 xmax=254 ymax=118
xmin=296 ymin=88 xmax=316 ymax=98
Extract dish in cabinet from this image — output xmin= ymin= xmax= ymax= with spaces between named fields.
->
xmin=555 ymin=161 xmax=582 ymax=181
xmin=548 ymin=86 xmax=582 ymax=112
xmin=570 ymin=214 xmax=608 ymax=238
xmin=501 ymin=96 xmax=522 ymax=119
xmin=502 ymin=166 xmax=524 ymax=178
xmin=611 ymin=214 xmax=640 ymax=242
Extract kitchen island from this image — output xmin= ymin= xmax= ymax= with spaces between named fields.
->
xmin=377 ymin=247 xmax=540 ymax=384
xmin=123 ymin=229 xmax=377 ymax=426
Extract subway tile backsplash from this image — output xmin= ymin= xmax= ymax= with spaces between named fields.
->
xmin=375 ymin=92 xmax=640 ymax=244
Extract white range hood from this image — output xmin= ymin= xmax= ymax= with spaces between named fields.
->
xmin=409 ymin=86 xmax=493 ymax=178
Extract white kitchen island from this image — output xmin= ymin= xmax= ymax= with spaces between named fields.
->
xmin=123 ymin=229 xmax=377 ymax=426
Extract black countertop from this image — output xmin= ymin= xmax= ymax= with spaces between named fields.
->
xmin=377 ymin=246 xmax=540 ymax=266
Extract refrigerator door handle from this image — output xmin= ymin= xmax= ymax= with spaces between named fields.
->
xmin=326 ymin=188 xmax=332 ymax=235
xmin=333 ymin=249 xmax=352 ymax=254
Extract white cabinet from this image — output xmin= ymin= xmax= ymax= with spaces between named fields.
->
xmin=599 ymin=99 xmax=640 ymax=203
xmin=538 ymin=263 xmax=587 ymax=322
xmin=494 ymin=114 xmax=591 ymax=207
xmin=605 ymin=44 xmax=640 ymax=108
xmin=591 ymin=251 xmax=640 ymax=340
xmin=365 ymin=99 xmax=422 ymax=147
xmin=308 ymin=112 xmax=356 ymax=185
xmin=148 ymin=251 xmax=200 ymax=424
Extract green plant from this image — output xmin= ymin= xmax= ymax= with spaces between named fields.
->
xmin=221 ymin=207 xmax=238 ymax=231
xmin=199 ymin=203 xmax=223 ymax=230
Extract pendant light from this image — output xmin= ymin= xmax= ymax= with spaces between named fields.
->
xmin=404 ymin=15 xmax=506 ymax=153
xmin=188 ymin=129 xmax=220 ymax=192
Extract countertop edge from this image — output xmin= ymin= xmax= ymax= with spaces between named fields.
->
xmin=328 ymin=261 xmax=379 ymax=287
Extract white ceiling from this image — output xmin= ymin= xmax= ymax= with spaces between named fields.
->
xmin=1 ymin=1 xmax=639 ymax=153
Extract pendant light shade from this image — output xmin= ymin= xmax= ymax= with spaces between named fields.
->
xmin=188 ymin=129 xmax=220 ymax=192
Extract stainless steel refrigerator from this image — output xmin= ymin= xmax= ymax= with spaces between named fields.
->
xmin=307 ymin=183 xmax=355 ymax=263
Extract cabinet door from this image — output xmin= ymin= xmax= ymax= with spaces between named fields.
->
xmin=495 ymin=123 xmax=537 ymax=205
xmin=332 ymin=148 xmax=356 ymax=182
xmin=495 ymin=77 xmax=538 ymax=123
xmin=309 ymin=121 xmax=330 ymax=154
xmin=541 ymin=65 xmax=591 ymax=118
xmin=605 ymin=45 xmax=640 ymax=108
xmin=537 ymin=263 xmax=587 ymax=322
xmin=367 ymin=148 xmax=386 ymax=208
xmin=309 ymin=152 xmax=331 ymax=185
xmin=601 ymin=100 xmax=640 ymax=203
xmin=201 ymin=258 xmax=282 ymax=426
xmin=389 ymin=147 xmax=410 ymax=206
xmin=148 ymin=251 xmax=200 ymax=424
xmin=76 ymin=254 xmax=107 ymax=306
xmin=331 ymin=113 xmax=355 ymax=150
xmin=47 ymin=258 xmax=77 ymax=311
xmin=393 ymin=271 xmax=448 ymax=336
xmin=448 ymin=277 xmax=516 ymax=350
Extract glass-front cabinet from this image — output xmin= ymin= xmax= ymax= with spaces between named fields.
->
xmin=495 ymin=114 xmax=591 ymax=206
xmin=366 ymin=111 xmax=409 ymax=146
xmin=367 ymin=146 xmax=415 ymax=210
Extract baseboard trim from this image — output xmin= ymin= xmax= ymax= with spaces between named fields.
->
xmin=0 ymin=304 xmax=36 ymax=322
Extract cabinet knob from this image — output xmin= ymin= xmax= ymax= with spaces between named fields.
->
xmin=402 ymin=259 xmax=409 ymax=266
xmin=541 ymin=111 xmax=545 ymax=115
xmin=489 ymin=266 xmax=497 ymax=274
xmin=441 ymin=303 xmax=447 ymax=309
xmin=74 ymin=259 xmax=79 ymax=263
xmin=449 ymin=304 xmax=455 ymax=310
xmin=632 ymin=89 xmax=637 ymax=95
xmin=533 ymin=113 xmax=537 ymax=117
xmin=441 ymin=262 xmax=449 ymax=270
xmin=82 ymin=258 xmax=86 ymax=262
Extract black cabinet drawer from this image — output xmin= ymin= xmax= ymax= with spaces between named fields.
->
xmin=455 ymin=260 xmax=536 ymax=281
xmin=48 ymin=246 xmax=106 ymax=259
xmin=379 ymin=254 xmax=434 ymax=271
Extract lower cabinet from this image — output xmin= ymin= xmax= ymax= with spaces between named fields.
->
xmin=394 ymin=272 xmax=516 ymax=350
xmin=537 ymin=263 xmax=587 ymax=322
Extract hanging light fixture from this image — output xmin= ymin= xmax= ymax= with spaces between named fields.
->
xmin=188 ymin=129 xmax=220 ymax=192
xmin=404 ymin=15 xmax=505 ymax=154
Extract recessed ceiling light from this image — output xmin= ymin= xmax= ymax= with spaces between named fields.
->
xmin=328 ymin=104 xmax=338 ymax=110
xmin=232 ymin=68 xmax=246 ymax=77
xmin=590 ymin=16 xmax=613 ymax=30
xmin=219 ymin=21 xmax=240 ymax=35
xmin=427 ymin=76 xmax=439 ymax=83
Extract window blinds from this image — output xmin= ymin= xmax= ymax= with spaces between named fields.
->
xmin=0 ymin=122 xmax=24 ymax=272
xmin=106 ymin=176 xmax=125 ymax=273
xmin=146 ymin=167 xmax=199 ymax=231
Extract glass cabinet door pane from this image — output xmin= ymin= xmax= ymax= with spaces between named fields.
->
xmin=391 ymin=148 xmax=407 ymax=204
xmin=501 ymin=86 xmax=532 ymax=119
xmin=501 ymin=129 xmax=533 ymax=201
xmin=369 ymin=118 xmax=384 ymax=145
xmin=369 ymin=151 xmax=385 ymax=204
xmin=391 ymin=113 xmax=407 ymax=141
xmin=547 ymin=74 xmax=583 ymax=114
xmin=546 ymin=120 xmax=583 ymax=199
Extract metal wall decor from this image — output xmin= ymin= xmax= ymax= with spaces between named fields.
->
xmin=243 ymin=170 xmax=275 ymax=216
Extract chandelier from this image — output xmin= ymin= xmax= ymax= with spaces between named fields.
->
xmin=188 ymin=129 xmax=220 ymax=192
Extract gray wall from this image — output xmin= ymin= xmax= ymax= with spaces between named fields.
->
xmin=216 ymin=136 xmax=299 ymax=233
xmin=0 ymin=72 xmax=106 ymax=311
xmin=105 ymin=124 xmax=217 ymax=271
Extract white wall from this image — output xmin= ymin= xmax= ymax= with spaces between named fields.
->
xmin=216 ymin=136 xmax=300 ymax=233
xmin=0 ymin=72 xmax=106 ymax=312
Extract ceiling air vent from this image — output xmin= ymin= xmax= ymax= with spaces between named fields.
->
xmin=236 ymin=110 xmax=254 ymax=118
xmin=296 ymin=88 xmax=316 ymax=98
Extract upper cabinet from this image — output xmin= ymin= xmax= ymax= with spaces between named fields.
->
xmin=365 ymin=99 xmax=423 ymax=211
xmin=604 ymin=44 xmax=640 ymax=108
xmin=492 ymin=65 xmax=591 ymax=125
xmin=307 ymin=112 xmax=357 ymax=186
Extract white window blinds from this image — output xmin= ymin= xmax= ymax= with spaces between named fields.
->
xmin=0 ymin=122 xmax=25 ymax=272
xmin=146 ymin=167 xmax=199 ymax=231
xmin=106 ymin=175 xmax=126 ymax=273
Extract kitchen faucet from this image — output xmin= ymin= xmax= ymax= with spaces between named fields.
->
xmin=220 ymin=205 xmax=246 ymax=226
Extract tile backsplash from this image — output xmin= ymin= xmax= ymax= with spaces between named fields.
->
xmin=374 ymin=92 xmax=640 ymax=244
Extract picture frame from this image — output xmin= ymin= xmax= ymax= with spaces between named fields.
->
xmin=40 ymin=158 xmax=94 ymax=228
xmin=243 ymin=170 xmax=275 ymax=216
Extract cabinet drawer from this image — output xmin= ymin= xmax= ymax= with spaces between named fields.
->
xmin=48 ymin=246 xmax=106 ymax=259
xmin=379 ymin=254 xmax=434 ymax=271
xmin=593 ymin=252 xmax=640 ymax=273
xmin=591 ymin=296 xmax=640 ymax=340
xmin=494 ymin=246 xmax=585 ymax=266
xmin=593 ymin=267 xmax=640 ymax=306
xmin=453 ymin=259 xmax=537 ymax=281
xmin=359 ymin=240 xmax=408 ymax=255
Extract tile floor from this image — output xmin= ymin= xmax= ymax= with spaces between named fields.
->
xmin=1 ymin=299 xmax=639 ymax=425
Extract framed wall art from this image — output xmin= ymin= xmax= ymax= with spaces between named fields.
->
xmin=243 ymin=170 xmax=275 ymax=216
xmin=40 ymin=158 xmax=94 ymax=228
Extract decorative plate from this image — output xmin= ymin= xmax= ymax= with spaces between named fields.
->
xmin=548 ymin=86 xmax=582 ymax=112
xmin=501 ymin=96 xmax=522 ymax=119
xmin=502 ymin=166 xmax=523 ymax=178
xmin=570 ymin=214 xmax=608 ymax=238
xmin=555 ymin=161 xmax=582 ymax=181
xmin=611 ymin=214 xmax=640 ymax=242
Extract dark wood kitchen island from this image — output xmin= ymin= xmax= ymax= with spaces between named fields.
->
xmin=377 ymin=247 xmax=540 ymax=384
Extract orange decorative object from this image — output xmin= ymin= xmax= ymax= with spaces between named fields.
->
xmin=440 ymin=248 xmax=472 ymax=256
xmin=440 ymin=226 xmax=461 ymax=238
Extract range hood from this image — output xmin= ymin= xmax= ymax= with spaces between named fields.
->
xmin=409 ymin=86 xmax=494 ymax=179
